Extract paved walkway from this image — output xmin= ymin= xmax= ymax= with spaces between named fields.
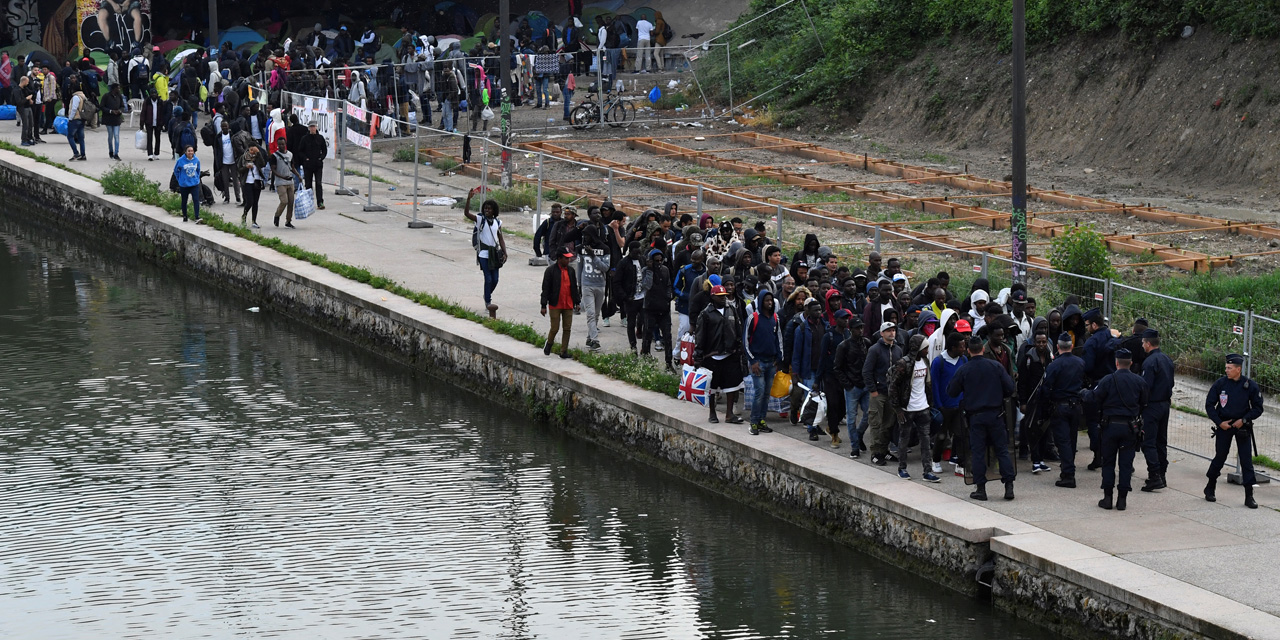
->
xmin=7 ymin=117 xmax=1280 ymax=619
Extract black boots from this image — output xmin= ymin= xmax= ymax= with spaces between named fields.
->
xmin=1246 ymin=485 xmax=1258 ymax=509
xmin=1004 ymin=482 xmax=1015 ymax=501
xmin=1087 ymin=453 xmax=1102 ymax=471
xmin=1141 ymin=474 xmax=1166 ymax=492
xmin=1116 ymin=490 xmax=1128 ymax=511
xmin=1204 ymin=479 xmax=1217 ymax=502
xmin=1055 ymin=477 xmax=1077 ymax=488
xmin=1098 ymin=489 xmax=1113 ymax=510
xmin=970 ymin=485 xmax=988 ymax=501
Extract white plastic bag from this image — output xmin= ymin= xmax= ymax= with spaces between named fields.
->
xmin=134 ymin=129 xmax=147 ymax=150
xmin=798 ymin=383 xmax=827 ymax=427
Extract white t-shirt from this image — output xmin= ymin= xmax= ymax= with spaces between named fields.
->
xmin=907 ymin=359 xmax=929 ymax=412
xmin=245 ymin=163 xmax=263 ymax=184
xmin=220 ymin=134 xmax=234 ymax=164
xmin=476 ymin=217 xmax=501 ymax=259
xmin=636 ymin=20 xmax=654 ymax=42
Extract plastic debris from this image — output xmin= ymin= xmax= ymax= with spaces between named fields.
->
xmin=247 ymin=307 xmax=260 ymax=313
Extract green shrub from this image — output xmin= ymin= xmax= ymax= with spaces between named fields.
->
xmin=432 ymin=156 xmax=461 ymax=171
xmin=1048 ymin=224 xmax=1115 ymax=287
xmin=391 ymin=147 xmax=416 ymax=162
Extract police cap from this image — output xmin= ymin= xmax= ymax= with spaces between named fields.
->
xmin=1141 ymin=328 xmax=1159 ymax=340
xmin=1115 ymin=348 xmax=1132 ymax=361
xmin=1057 ymin=332 xmax=1073 ymax=345
xmin=1082 ymin=307 xmax=1102 ymax=323
xmin=1226 ymin=353 xmax=1245 ymax=365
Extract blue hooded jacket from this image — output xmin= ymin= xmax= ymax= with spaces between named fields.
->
xmin=744 ymin=289 xmax=783 ymax=362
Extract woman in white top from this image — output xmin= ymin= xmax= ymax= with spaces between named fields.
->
xmin=463 ymin=187 xmax=507 ymax=312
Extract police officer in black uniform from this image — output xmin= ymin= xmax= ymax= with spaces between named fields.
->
xmin=1084 ymin=348 xmax=1148 ymax=511
xmin=1041 ymin=332 xmax=1086 ymax=488
xmin=1081 ymin=308 xmax=1119 ymax=471
xmin=1140 ymin=329 xmax=1175 ymax=492
xmin=1204 ymin=353 xmax=1265 ymax=509
xmin=947 ymin=336 xmax=1017 ymax=502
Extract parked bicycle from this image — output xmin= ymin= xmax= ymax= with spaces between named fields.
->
xmin=570 ymin=85 xmax=636 ymax=130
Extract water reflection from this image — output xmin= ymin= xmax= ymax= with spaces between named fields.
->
xmin=0 ymin=218 xmax=1052 ymax=639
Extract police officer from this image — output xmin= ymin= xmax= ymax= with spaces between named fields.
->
xmin=1081 ymin=308 xmax=1119 ymax=470
xmin=947 ymin=336 xmax=1016 ymax=502
xmin=1139 ymin=329 xmax=1174 ymax=492
xmin=1041 ymin=332 xmax=1086 ymax=488
xmin=1084 ymin=348 xmax=1148 ymax=511
xmin=1204 ymin=353 xmax=1265 ymax=509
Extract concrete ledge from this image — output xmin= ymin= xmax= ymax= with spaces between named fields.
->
xmin=4 ymin=150 xmax=1279 ymax=640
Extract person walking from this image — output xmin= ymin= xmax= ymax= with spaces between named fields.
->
xmin=640 ymin=249 xmax=673 ymax=366
xmin=930 ymin=331 xmax=968 ymax=475
xmin=792 ymin=298 xmax=826 ymax=440
xmin=463 ymin=193 xmax=506 ymax=315
xmin=141 ymin=88 xmax=167 ymax=160
xmin=834 ymin=315 xmax=870 ymax=457
xmin=819 ymin=309 xmax=854 ymax=448
xmin=619 ymin=241 xmax=646 ymax=352
xmin=1203 ymin=353 xmax=1265 ymax=508
xmin=269 ymin=138 xmax=298 ymax=228
xmin=100 ymin=83 xmax=124 ymax=159
xmin=215 ymin=120 xmax=242 ymax=204
xmin=64 ymin=79 xmax=87 ymax=161
xmin=239 ymin=145 xmax=267 ymax=228
xmin=173 ymin=146 xmax=203 ymax=223
xmin=540 ymin=247 xmax=580 ymax=359
xmin=695 ymin=284 xmax=744 ymax=425
xmin=887 ymin=334 xmax=939 ymax=482
xmin=580 ymin=240 xmax=610 ymax=351
xmin=297 ymin=122 xmax=328 ymax=210
xmin=1139 ymin=329 xmax=1174 ymax=492
xmin=863 ymin=320 xmax=903 ymax=464
xmin=946 ymin=336 xmax=1016 ymax=502
xmin=1084 ymin=349 xmax=1148 ymax=511
xmin=743 ymin=289 xmax=783 ymax=435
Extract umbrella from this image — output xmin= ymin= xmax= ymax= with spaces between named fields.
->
xmin=631 ymin=7 xmax=658 ymax=23
xmin=219 ymin=26 xmax=265 ymax=49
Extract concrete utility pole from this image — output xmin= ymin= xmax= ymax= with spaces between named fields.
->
xmin=208 ymin=0 xmax=218 ymax=49
xmin=1011 ymin=0 xmax=1028 ymax=283
xmin=499 ymin=0 xmax=513 ymax=188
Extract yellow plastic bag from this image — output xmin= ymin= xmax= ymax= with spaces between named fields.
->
xmin=770 ymin=371 xmax=792 ymax=398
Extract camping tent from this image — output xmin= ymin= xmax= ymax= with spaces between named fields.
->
xmin=581 ymin=7 xmax=615 ymax=28
xmin=476 ymin=13 xmax=498 ymax=38
xmin=1 ymin=40 xmax=51 ymax=62
xmin=443 ymin=4 xmax=479 ymax=35
xmin=153 ymin=39 xmax=188 ymax=55
xmin=526 ymin=11 xmax=551 ymax=36
xmin=220 ymin=26 xmax=264 ymax=49
xmin=631 ymin=7 xmax=658 ymax=23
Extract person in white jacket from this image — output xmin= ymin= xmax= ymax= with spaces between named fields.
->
xmin=927 ymin=308 xmax=959 ymax=366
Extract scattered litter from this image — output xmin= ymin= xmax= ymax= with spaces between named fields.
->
xmin=694 ymin=136 xmax=705 ymax=141
xmin=581 ymin=167 xmax=590 ymax=171
xmin=246 ymin=307 xmax=260 ymax=313
xmin=439 ymin=229 xmax=451 ymax=234
xmin=388 ymin=186 xmax=396 ymax=191
xmin=423 ymin=197 xmax=455 ymax=206
xmin=926 ymin=619 xmax=936 ymax=624
xmin=1083 ymin=168 xmax=1095 ymax=174
xmin=667 ymin=80 xmax=679 ymax=89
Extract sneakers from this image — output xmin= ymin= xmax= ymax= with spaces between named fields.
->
xmin=871 ymin=455 xmax=888 ymax=466
xmin=954 ymin=465 xmax=965 ymax=477
xmin=931 ymin=462 xmax=943 ymax=474
xmin=251 ymin=223 xmax=260 ymax=229
xmin=756 ymin=422 xmax=773 ymax=433
xmin=885 ymin=452 xmax=899 ymax=462
xmin=807 ymin=431 xmax=820 ymax=441
xmin=923 ymin=472 xmax=941 ymax=483
xmin=601 ymin=317 xmax=610 ymax=327
xmin=897 ymin=468 xmax=911 ymax=479
xmin=543 ymin=341 xmax=553 ymax=356
xmin=850 ymin=450 xmax=860 ymax=459
xmin=285 ymin=222 xmax=295 ymax=229
xmin=1032 ymin=462 xmax=1051 ymax=474
xmin=586 ymin=339 xmax=601 ymax=351
xmin=750 ymin=423 xmax=760 ymax=436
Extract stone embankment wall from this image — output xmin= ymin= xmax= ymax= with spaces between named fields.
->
xmin=2 ymin=153 xmax=1271 ymax=640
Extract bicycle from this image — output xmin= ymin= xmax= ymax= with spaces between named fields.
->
xmin=570 ymin=85 xmax=635 ymax=130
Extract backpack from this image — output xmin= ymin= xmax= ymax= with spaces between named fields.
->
xmin=661 ymin=22 xmax=673 ymax=43
xmin=618 ymin=31 xmax=631 ymax=47
xmin=129 ymin=59 xmax=148 ymax=85
xmin=178 ymin=124 xmax=197 ymax=151
xmin=199 ymin=119 xmax=216 ymax=147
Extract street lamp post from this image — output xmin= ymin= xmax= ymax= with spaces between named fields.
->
xmin=1011 ymin=0 xmax=1028 ymax=283
xmin=499 ymin=0 xmax=513 ymax=188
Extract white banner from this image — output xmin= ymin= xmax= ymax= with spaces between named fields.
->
xmin=346 ymin=127 xmax=371 ymax=150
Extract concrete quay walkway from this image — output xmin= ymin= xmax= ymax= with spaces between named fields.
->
xmin=6 ymin=118 xmax=1280 ymax=634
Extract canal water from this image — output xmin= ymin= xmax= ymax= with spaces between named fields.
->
xmin=0 ymin=215 xmax=1053 ymax=639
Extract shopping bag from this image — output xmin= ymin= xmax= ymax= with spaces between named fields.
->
xmin=293 ymin=188 xmax=316 ymax=219
xmin=134 ymin=129 xmax=147 ymax=150
xmin=770 ymin=371 xmax=791 ymax=398
xmin=742 ymin=373 xmax=756 ymax=413
xmin=0 ymin=105 xmax=15 ymax=120
xmin=677 ymin=332 xmax=696 ymax=367
xmin=53 ymin=115 xmax=68 ymax=136
xmin=677 ymin=363 xmax=711 ymax=406
xmin=768 ymin=393 xmax=791 ymax=419
xmin=798 ymin=383 xmax=826 ymax=427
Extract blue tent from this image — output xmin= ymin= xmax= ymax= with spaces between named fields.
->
xmin=219 ymin=26 xmax=264 ymax=50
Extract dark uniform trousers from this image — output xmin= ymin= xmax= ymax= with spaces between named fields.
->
xmin=968 ymin=409 xmax=1015 ymax=485
xmin=1140 ymin=400 xmax=1171 ymax=476
xmin=1207 ymin=427 xmax=1256 ymax=487
xmin=1100 ymin=417 xmax=1139 ymax=492
xmin=1050 ymin=400 xmax=1083 ymax=478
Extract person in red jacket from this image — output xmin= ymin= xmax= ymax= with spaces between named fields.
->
xmin=541 ymin=247 xmax=581 ymax=359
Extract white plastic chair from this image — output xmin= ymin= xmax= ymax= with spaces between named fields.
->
xmin=127 ymin=99 xmax=142 ymax=128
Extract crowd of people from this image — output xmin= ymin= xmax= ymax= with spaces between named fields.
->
xmin=482 ymin=197 xmax=1266 ymax=510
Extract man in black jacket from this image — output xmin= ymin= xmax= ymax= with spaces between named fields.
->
xmin=618 ymin=242 xmax=646 ymax=352
xmin=947 ymin=337 xmax=1017 ymax=502
xmin=532 ymin=204 xmax=563 ymax=258
xmin=863 ymin=321 xmax=903 ymax=466
xmin=296 ymin=122 xmax=328 ymax=210
xmin=695 ymin=284 xmax=744 ymax=424
xmin=819 ymin=309 xmax=853 ymax=448
xmin=540 ymin=248 xmax=580 ymax=359
xmin=640 ymin=249 xmax=673 ymax=368
xmin=833 ymin=316 xmax=869 ymax=457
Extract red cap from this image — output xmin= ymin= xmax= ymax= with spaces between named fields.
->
xmin=956 ymin=319 xmax=972 ymax=333
xmin=711 ymin=285 xmax=727 ymax=296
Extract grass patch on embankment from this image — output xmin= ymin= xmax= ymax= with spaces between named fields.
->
xmin=712 ymin=0 xmax=1280 ymax=112
xmin=94 ymin=164 xmax=679 ymax=397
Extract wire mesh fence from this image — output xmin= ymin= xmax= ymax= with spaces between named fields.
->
xmin=1248 ymin=313 xmax=1280 ymax=465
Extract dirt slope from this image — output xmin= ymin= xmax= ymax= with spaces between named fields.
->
xmin=842 ymin=30 xmax=1280 ymax=224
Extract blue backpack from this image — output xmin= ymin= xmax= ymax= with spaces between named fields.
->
xmin=178 ymin=123 xmax=197 ymax=151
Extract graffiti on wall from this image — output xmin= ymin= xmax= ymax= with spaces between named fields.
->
xmin=77 ymin=0 xmax=149 ymax=55
xmin=6 ymin=0 xmax=42 ymax=43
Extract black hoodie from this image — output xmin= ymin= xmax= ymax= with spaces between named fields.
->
xmin=791 ymin=233 xmax=821 ymax=272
